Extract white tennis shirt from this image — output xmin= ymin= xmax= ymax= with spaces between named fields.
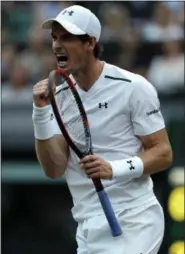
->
xmin=54 ymin=62 xmax=165 ymax=222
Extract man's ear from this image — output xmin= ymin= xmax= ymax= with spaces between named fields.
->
xmin=87 ymin=37 xmax=96 ymax=52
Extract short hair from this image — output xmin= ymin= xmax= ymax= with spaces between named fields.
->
xmin=93 ymin=43 xmax=101 ymax=59
xmin=51 ymin=22 xmax=102 ymax=58
xmin=78 ymin=34 xmax=102 ymax=59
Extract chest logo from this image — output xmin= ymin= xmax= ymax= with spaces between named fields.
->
xmin=98 ymin=102 xmax=108 ymax=109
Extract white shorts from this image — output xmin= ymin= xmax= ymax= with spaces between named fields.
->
xmin=76 ymin=201 xmax=165 ymax=254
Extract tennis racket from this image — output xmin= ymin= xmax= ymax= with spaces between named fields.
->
xmin=48 ymin=69 xmax=122 ymax=237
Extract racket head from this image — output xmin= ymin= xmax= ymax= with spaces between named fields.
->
xmin=48 ymin=69 xmax=93 ymax=158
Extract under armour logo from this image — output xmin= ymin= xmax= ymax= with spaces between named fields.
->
xmin=127 ymin=160 xmax=135 ymax=170
xmin=62 ymin=10 xmax=74 ymax=16
xmin=99 ymin=102 xmax=108 ymax=108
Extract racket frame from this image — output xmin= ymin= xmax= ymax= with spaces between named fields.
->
xmin=48 ymin=69 xmax=123 ymax=237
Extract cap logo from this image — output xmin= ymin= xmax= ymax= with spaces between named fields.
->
xmin=62 ymin=10 xmax=74 ymax=16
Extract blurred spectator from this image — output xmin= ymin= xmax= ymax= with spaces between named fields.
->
xmin=99 ymin=3 xmax=134 ymax=43
xmin=98 ymin=3 xmax=140 ymax=66
xmin=1 ymin=1 xmax=184 ymax=96
xmin=141 ymin=3 xmax=184 ymax=42
xmin=42 ymin=51 xmax=57 ymax=78
xmin=127 ymin=2 xmax=156 ymax=21
xmin=2 ymin=44 xmax=16 ymax=82
xmin=176 ymin=8 xmax=184 ymax=28
xmin=163 ymin=2 xmax=185 ymax=30
xmin=113 ymin=32 xmax=140 ymax=71
xmin=2 ymin=59 xmax=32 ymax=102
xmin=19 ymin=26 xmax=50 ymax=83
xmin=147 ymin=39 xmax=184 ymax=94
xmin=162 ymin=1 xmax=184 ymax=15
xmin=32 ymin=1 xmax=74 ymax=24
xmin=2 ymin=2 xmax=33 ymax=45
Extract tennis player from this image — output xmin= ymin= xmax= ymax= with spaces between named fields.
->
xmin=32 ymin=5 xmax=173 ymax=254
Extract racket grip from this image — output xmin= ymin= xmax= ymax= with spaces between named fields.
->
xmin=97 ymin=190 xmax=123 ymax=237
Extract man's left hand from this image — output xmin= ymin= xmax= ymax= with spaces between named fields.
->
xmin=80 ymin=155 xmax=113 ymax=180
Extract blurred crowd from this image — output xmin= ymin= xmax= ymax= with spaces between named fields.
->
xmin=2 ymin=1 xmax=184 ymax=102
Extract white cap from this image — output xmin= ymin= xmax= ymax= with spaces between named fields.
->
xmin=42 ymin=5 xmax=101 ymax=42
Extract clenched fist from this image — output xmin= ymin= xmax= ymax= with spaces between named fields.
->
xmin=80 ymin=155 xmax=113 ymax=180
xmin=33 ymin=78 xmax=51 ymax=107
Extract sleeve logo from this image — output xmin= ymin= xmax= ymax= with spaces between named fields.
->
xmin=146 ymin=108 xmax=160 ymax=116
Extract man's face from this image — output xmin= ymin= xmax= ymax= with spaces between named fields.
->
xmin=51 ymin=22 xmax=91 ymax=74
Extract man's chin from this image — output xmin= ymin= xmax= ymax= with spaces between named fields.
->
xmin=58 ymin=65 xmax=71 ymax=74
xmin=57 ymin=64 xmax=79 ymax=77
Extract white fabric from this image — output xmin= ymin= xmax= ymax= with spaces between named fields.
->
xmin=76 ymin=200 xmax=164 ymax=254
xmin=110 ymin=156 xmax=144 ymax=181
xmin=32 ymin=104 xmax=61 ymax=140
xmin=42 ymin=5 xmax=101 ymax=41
xmin=51 ymin=62 xmax=165 ymax=222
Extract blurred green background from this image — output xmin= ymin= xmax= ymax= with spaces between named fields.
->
xmin=1 ymin=1 xmax=184 ymax=254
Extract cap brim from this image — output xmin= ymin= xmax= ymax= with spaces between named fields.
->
xmin=41 ymin=18 xmax=86 ymax=35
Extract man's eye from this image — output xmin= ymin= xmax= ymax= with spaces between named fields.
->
xmin=51 ymin=35 xmax=57 ymax=40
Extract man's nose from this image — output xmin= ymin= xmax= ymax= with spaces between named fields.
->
xmin=53 ymin=39 xmax=63 ymax=50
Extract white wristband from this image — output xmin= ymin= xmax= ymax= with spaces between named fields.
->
xmin=108 ymin=156 xmax=144 ymax=181
xmin=32 ymin=104 xmax=59 ymax=140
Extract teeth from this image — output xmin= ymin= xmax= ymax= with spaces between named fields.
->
xmin=59 ymin=61 xmax=67 ymax=67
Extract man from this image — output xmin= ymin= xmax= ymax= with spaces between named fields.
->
xmin=32 ymin=5 xmax=173 ymax=254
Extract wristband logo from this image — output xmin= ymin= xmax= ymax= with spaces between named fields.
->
xmin=127 ymin=160 xmax=135 ymax=170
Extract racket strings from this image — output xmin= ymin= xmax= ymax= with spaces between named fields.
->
xmin=56 ymin=87 xmax=87 ymax=152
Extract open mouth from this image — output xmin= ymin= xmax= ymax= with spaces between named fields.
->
xmin=56 ymin=54 xmax=69 ymax=68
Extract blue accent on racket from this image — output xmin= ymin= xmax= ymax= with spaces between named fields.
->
xmin=97 ymin=190 xmax=122 ymax=237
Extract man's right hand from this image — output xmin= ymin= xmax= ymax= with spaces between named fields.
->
xmin=33 ymin=78 xmax=50 ymax=107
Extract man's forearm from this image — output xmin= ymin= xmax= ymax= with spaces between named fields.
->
xmin=35 ymin=134 xmax=69 ymax=178
xmin=107 ymin=143 xmax=173 ymax=181
xmin=139 ymin=143 xmax=173 ymax=175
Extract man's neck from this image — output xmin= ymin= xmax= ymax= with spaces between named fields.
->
xmin=73 ymin=59 xmax=104 ymax=91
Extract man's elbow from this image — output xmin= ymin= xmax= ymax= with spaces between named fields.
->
xmin=43 ymin=165 xmax=65 ymax=179
xmin=39 ymin=159 xmax=67 ymax=179
xmin=45 ymin=170 xmax=63 ymax=179
xmin=162 ymin=144 xmax=173 ymax=169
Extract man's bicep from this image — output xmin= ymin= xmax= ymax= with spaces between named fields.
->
xmin=138 ymin=128 xmax=171 ymax=150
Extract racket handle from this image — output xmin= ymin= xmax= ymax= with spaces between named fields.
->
xmin=97 ymin=190 xmax=123 ymax=237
